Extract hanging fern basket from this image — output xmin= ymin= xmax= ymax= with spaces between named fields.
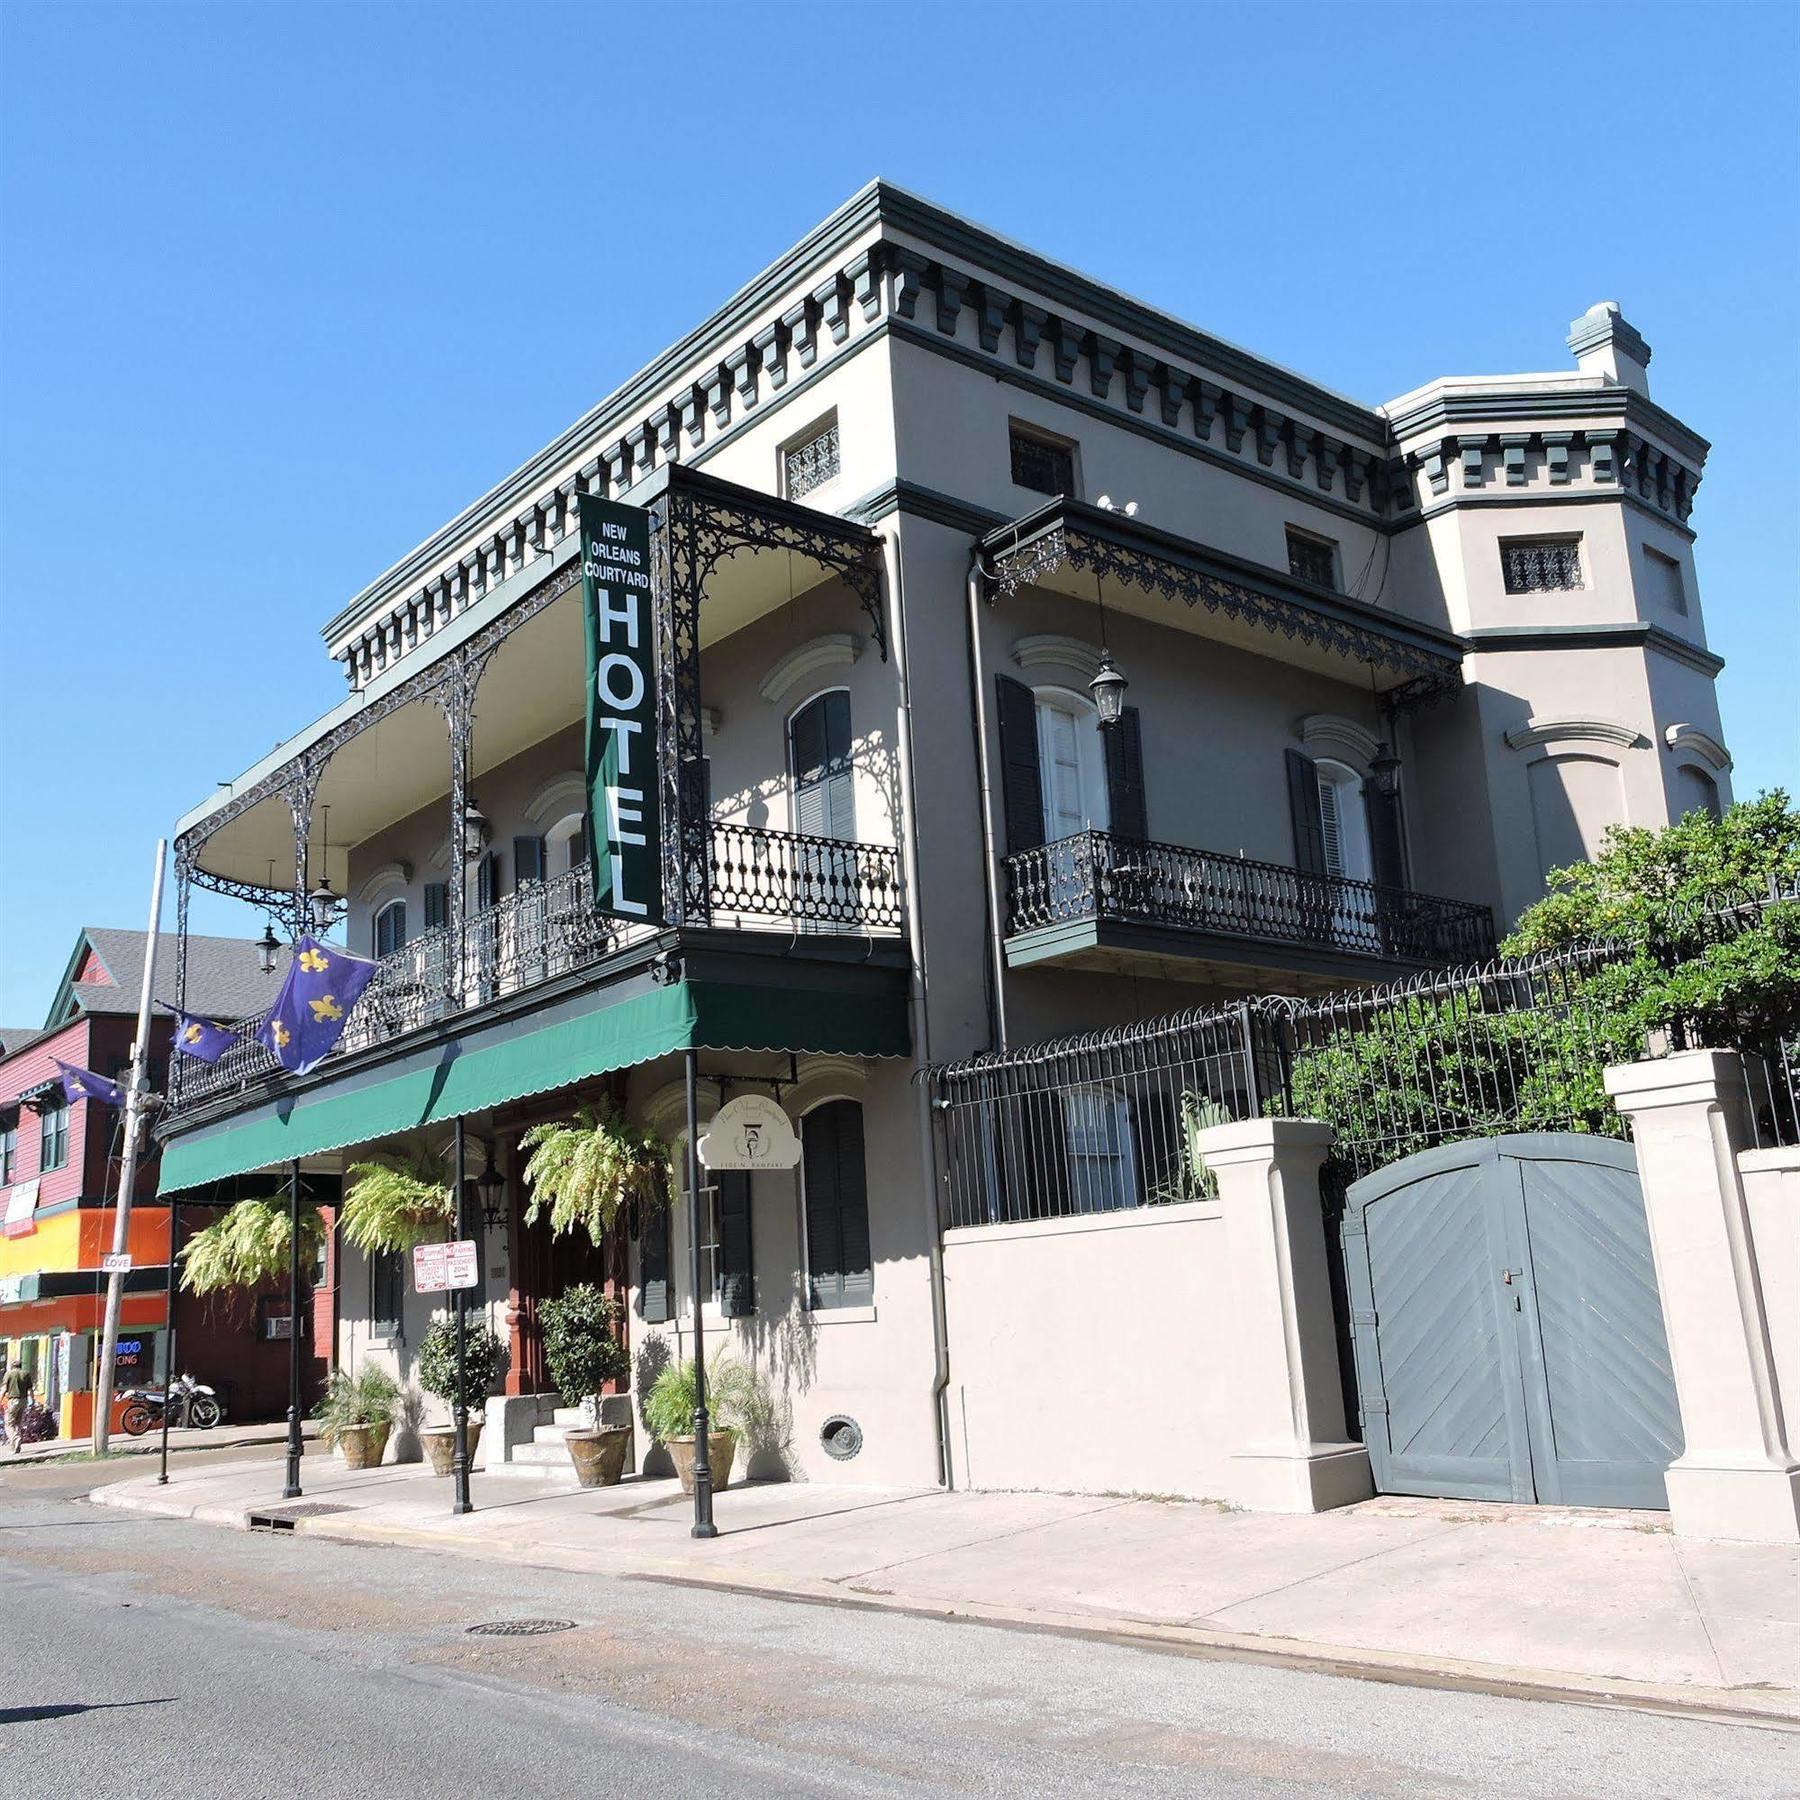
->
xmin=180 ymin=1195 xmax=326 ymax=1295
xmin=519 ymin=1104 xmax=668 ymax=1247
xmin=341 ymin=1147 xmax=457 ymax=1255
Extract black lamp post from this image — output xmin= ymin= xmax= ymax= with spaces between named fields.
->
xmin=451 ymin=1117 xmax=473 ymax=1517
xmin=256 ymin=922 xmax=281 ymax=976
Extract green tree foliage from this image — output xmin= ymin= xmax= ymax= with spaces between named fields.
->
xmin=180 ymin=1196 xmax=325 ymax=1294
xmin=415 ymin=1316 xmax=509 ymax=1411
xmin=537 ymin=1282 xmax=629 ymax=1407
xmin=1285 ymin=794 xmax=1800 ymax=1161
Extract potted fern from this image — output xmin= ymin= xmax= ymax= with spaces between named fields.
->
xmin=180 ymin=1196 xmax=325 ymax=1294
xmin=643 ymin=1356 xmax=750 ymax=1494
xmin=313 ymin=1364 xmax=401 ymax=1470
xmin=415 ymin=1317 xmax=508 ymax=1476
xmin=341 ymin=1146 xmax=456 ymax=1256
xmin=519 ymin=1104 xmax=666 ymax=1245
xmin=539 ymin=1283 xmax=632 ymax=1486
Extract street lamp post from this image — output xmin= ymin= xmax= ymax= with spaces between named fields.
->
xmin=451 ymin=1117 xmax=472 ymax=1517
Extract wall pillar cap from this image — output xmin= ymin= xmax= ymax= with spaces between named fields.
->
xmin=1604 ymin=1048 xmax=1744 ymax=1111
xmin=1193 ymin=1117 xmax=1334 ymax=1165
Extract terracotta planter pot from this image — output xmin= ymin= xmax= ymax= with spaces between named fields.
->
xmin=336 ymin=1421 xmax=391 ymax=1470
xmin=421 ymin=1420 xmax=483 ymax=1477
xmin=666 ymin=1430 xmax=737 ymax=1495
xmin=564 ymin=1425 xmax=631 ymax=1488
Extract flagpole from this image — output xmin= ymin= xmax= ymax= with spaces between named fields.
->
xmin=93 ymin=838 xmax=167 ymax=1457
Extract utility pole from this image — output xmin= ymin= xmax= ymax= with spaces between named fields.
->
xmin=93 ymin=839 xmax=167 ymax=1456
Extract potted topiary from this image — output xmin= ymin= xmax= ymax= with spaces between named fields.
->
xmin=643 ymin=1356 xmax=748 ymax=1495
xmin=313 ymin=1363 xmax=401 ymax=1470
xmin=414 ymin=1316 xmax=509 ymax=1477
xmin=538 ymin=1283 xmax=632 ymax=1487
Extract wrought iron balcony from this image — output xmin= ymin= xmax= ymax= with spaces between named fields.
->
xmin=171 ymin=827 xmax=904 ymax=1115
xmin=1005 ymin=831 xmax=1494 ymax=967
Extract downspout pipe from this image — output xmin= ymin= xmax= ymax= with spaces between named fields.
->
xmin=881 ymin=527 xmax=953 ymax=1490
xmin=965 ymin=554 xmax=1009 ymax=1052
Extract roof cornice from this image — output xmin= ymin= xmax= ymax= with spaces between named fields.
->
xmin=1382 ymin=381 xmax=1709 ymax=466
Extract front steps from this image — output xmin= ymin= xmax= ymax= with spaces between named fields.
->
xmin=484 ymin=1402 xmax=637 ymax=1480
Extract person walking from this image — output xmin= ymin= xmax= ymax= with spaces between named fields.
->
xmin=3 ymin=1357 xmax=33 ymax=1454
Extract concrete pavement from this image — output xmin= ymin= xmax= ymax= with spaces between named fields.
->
xmin=92 ymin=1453 xmax=1800 ymax=1725
xmin=7 ymin=1418 xmax=316 ymax=1463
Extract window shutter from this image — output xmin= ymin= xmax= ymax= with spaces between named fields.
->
xmin=477 ymin=851 xmax=501 ymax=911
xmin=833 ymin=1106 xmax=873 ymax=1307
xmin=639 ymin=1199 xmax=670 ymax=1323
xmin=423 ymin=882 xmax=447 ymax=931
xmin=1285 ymin=748 xmax=1327 ymax=876
xmin=1365 ymin=780 xmax=1407 ymax=892
xmin=996 ymin=675 xmax=1046 ymax=855
xmin=514 ymin=836 xmax=546 ymax=885
xmin=716 ymin=1170 xmax=754 ymax=1317
xmin=804 ymin=1101 xmax=871 ymax=1309
xmin=1103 ymin=706 xmax=1148 ymax=843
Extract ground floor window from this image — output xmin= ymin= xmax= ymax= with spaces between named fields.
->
xmin=802 ymin=1100 xmax=872 ymax=1309
xmin=371 ymin=1249 xmax=405 ymax=1339
xmin=1061 ymin=1084 xmax=1138 ymax=1212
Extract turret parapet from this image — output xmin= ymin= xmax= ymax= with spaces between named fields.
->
xmin=1567 ymin=301 xmax=1653 ymax=397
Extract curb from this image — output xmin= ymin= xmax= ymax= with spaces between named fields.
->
xmin=86 ymin=1480 xmax=1800 ymax=1730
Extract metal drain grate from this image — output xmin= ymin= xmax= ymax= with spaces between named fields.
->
xmin=247 ymin=1503 xmax=360 ymax=1531
xmin=466 ymin=1618 xmax=576 ymax=1638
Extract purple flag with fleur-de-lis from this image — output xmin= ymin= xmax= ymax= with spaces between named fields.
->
xmin=256 ymin=936 xmax=378 ymax=1075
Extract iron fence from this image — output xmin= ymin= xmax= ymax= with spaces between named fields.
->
xmin=1004 ymin=831 xmax=1495 ymax=965
xmin=934 ymin=879 xmax=1799 ymax=1230
xmin=171 ymin=825 xmax=903 ymax=1115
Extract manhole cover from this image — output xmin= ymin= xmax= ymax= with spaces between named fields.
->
xmin=466 ymin=1618 xmax=576 ymax=1638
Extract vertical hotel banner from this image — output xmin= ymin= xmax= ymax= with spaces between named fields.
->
xmin=580 ymin=494 xmax=661 ymax=923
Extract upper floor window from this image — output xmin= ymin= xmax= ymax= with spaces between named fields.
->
xmin=1285 ymin=527 xmax=1338 ymax=589
xmin=1314 ymin=759 xmax=1373 ymax=883
xmin=0 ymin=1116 xmax=16 ymax=1184
xmin=1644 ymin=546 xmax=1687 ymax=614
xmin=789 ymin=691 xmax=856 ymax=840
xmin=1010 ymin=424 xmax=1076 ymax=499
xmin=373 ymin=899 xmax=406 ymax=960
xmin=1501 ymin=536 xmax=1584 ymax=594
xmin=39 ymin=1099 xmax=69 ymax=1173
xmin=782 ymin=416 xmax=840 ymax=501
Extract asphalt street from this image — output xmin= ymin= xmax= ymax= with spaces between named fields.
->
xmin=0 ymin=1449 xmax=1793 ymax=1799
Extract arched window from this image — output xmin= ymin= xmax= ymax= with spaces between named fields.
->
xmin=373 ymin=899 xmax=407 ymax=959
xmin=788 ymin=690 xmax=856 ymax=840
xmin=546 ymin=813 xmax=588 ymax=879
xmin=1035 ymin=688 xmax=1108 ymax=839
xmin=1313 ymin=759 xmax=1373 ymax=883
xmin=801 ymin=1099 xmax=872 ymax=1309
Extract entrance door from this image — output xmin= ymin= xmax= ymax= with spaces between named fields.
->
xmin=1343 ymin=1133 xmax=1682 ymax=1509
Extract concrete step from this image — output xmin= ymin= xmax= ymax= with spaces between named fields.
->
xmin=531 ymin=1423 xmax=571 ymax=1447
xmin=551 ymin=1407 xmax=587 ymax=1430
xmin=481 ymin=1458 xmax=577 ymax=1482
xmin=510 ymin=1441 xmax=573 ymax=1467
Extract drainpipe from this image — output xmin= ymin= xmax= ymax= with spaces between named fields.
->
xmin=965 ymin=556 xmax=1009 ymax=1052
xmin=882 ymin=528 xmax=953 ymax=1489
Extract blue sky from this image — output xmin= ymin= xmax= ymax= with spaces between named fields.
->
xmin=1 ymin=0 xmax=1795 ymax=1022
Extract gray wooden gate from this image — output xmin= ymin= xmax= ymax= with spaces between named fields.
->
xmin=1342 ymin=1133 xmax=1683 ymax=1510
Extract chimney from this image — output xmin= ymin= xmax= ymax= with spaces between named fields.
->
xmin=1567 ymin=300 xmax=1652 ymax=397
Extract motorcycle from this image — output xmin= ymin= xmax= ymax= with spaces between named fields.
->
xmin=0 ymin=1400 xmax=58 ymax=1449
xmin=118 ymin=1373 xmax=225 ymax=1436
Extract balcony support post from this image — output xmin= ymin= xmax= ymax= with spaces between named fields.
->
xmin=171 ymin=846 xmax=192 ymax=1113
xmin=286 ymin=761 xmax=323 ymax=932
xmin=435 ymin=647 xmax=496 ymax=1009
xmin=653 ymin=493 xmax=710 ymax=928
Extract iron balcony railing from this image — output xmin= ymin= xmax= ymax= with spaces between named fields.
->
xmin=1005 ymin=831 xmax=1495 ymax=966
xmin=173 ymin=826 xmax=903 ymax=1114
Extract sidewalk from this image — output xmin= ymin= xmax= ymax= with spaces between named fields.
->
xmin=92 ymin=1455 xmax=1799 ymax=1725
xmin=9 ymin=1420 xmax=316 ymax=1463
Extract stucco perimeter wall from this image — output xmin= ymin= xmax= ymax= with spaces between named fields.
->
xmin=1739 ymin=1148 xmax=1800 ymax=1453
xmin=942 ymin=1200 xmax=1237 ymax=1501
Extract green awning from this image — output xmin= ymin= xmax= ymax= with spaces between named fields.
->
xmin=157 ymin=977 xmax=908 ymax=1195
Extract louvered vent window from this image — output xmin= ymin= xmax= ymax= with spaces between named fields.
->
xmin=1010 ymin=426 xmax=1076 ymax=498
xmin=1501 ymin=537 xmax=1584 ymax=593
xmin=1285 ymin=528 xmax=1338 ymax=589
xmin=783 ymin=419 xmax=840 ymax=500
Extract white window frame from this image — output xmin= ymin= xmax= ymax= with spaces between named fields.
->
xmin=1314 ymin=758 xmax=1373 ymax=883
xmin=1033 ymin=686 xmax=1109 ymax=839
xmin=1061 ymin=1083 xmax=1137 ymax=1213
xmin=373 ymin=898 xmax=407 ymax=960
